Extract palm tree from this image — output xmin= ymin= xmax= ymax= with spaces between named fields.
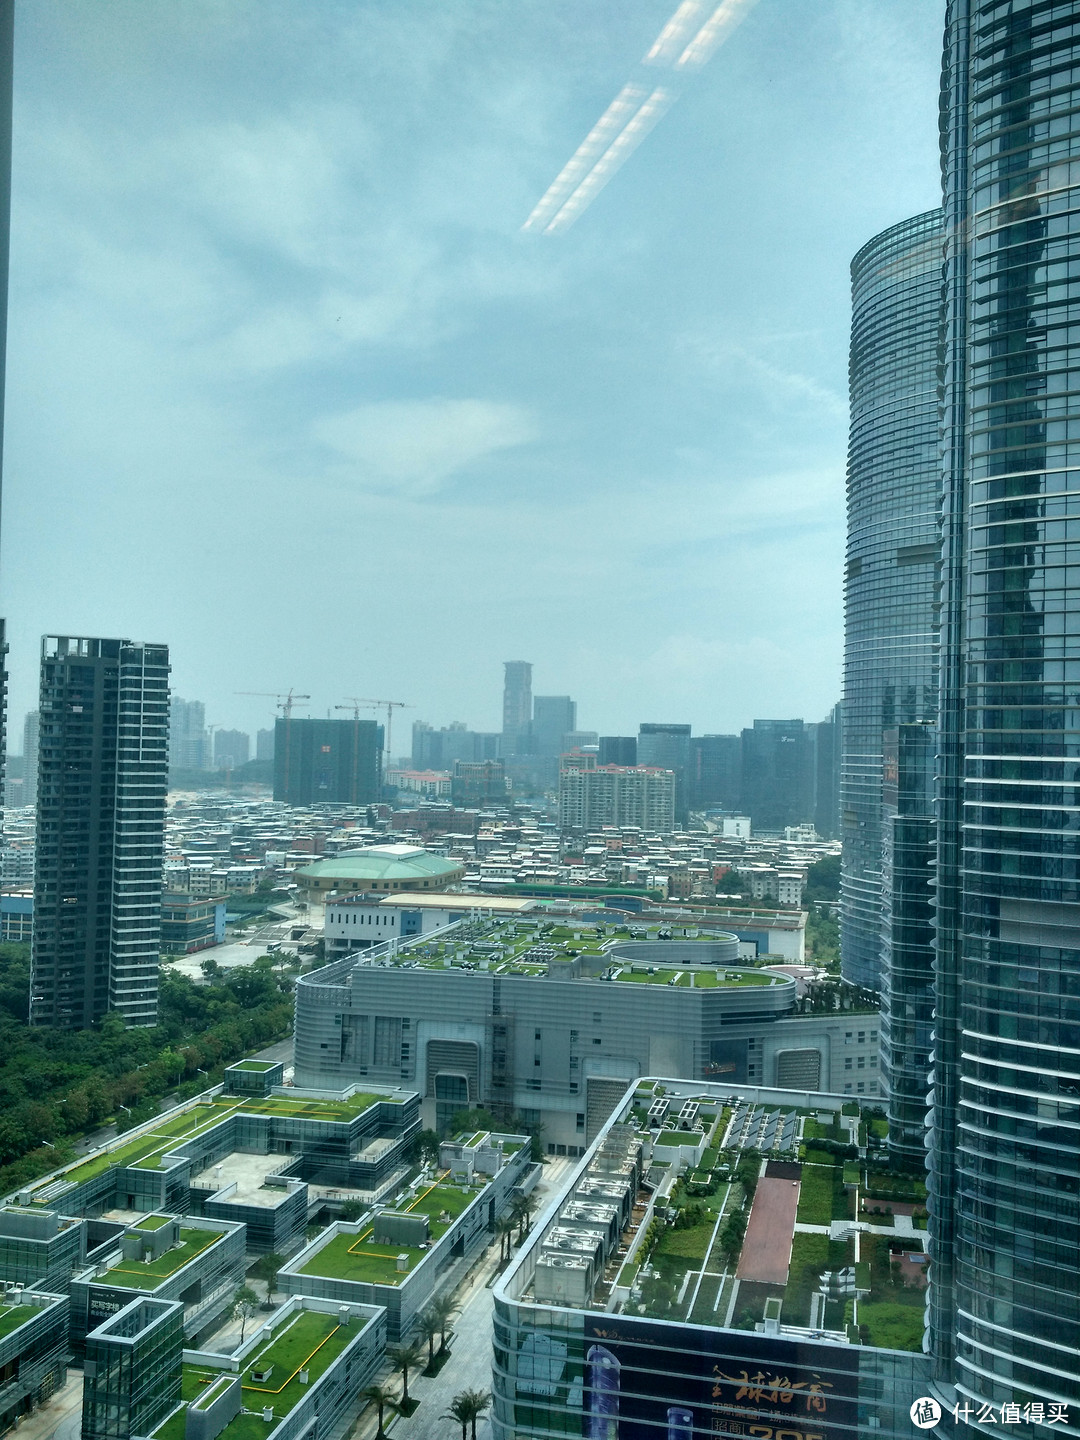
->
xmin=444 ymin=1393 xmax=471 ymax=1440
xmin=495 ymin=1214 xmax=515 ymax=1264
xmin=509 ymin=1193 xmax=538 ymax=1245
xmin=389 ymin=1337 xmax=424 ymax=1409
xmin=361 ymin=1382 xmax=399 ymax=1440
xmin=428 ymin=1292 xmax=458 ymax=1355
xmin=417 ymin=1307 xmax=440 ymax=1371
xmin=443 ymin=1389 xmax=491 ymax=1440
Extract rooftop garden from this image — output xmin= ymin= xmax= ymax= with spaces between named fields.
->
xmin=154 ymin=1311 xmax=356 ymax=1440
xmin=298 ymin=1179 xmax=482 ymax=1286
xmin=134 ymin=1214 xmax=173 ymax=1231
xmin=0 ymin=1304 xmax=38 ymax=1342
xmin=104 ymin=1227 xmax=224 ymax=1289
xmin=613 ymin=967 xmax=778 ymax=987
xmin=35 ymin=1090 xmax=387 ymax=1187
xmin=230 ymin=1061 xmax=277 ymax=1073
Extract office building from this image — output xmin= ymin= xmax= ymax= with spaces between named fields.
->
xmin=739 ymin=719 xmax=813 ymax=834
xmin=273 ymin=716 xmax=381 ymax=806
xmin=255 ymin=727 xmax=274 ymax=761
xmin=558 ymin=764 xmax=676 ymax=833
xmin=0 ymin=1292 xmax=69 ymax=1434
xmin=81 ymin=1297 xmax=183 ymax=1440
xmin=294 ymin=915 xmax=881 ymax=1152
xmin=532 ymin=695 xmax=576 ymax=756
xmin=168 ymin=696 xmax=206 ymax=773
xmin=810 ymin=702 xmax=843 ymax=840
xmin=30 ymin=636 xmax=170 ymax=1030
xmin=491 ymin=1077 xmax=930 ymax=1440
xmin=0 ymin=1206 xmax=86 ymax=1292
xmin=688 ymin=733 xmax=740 ymax=812
xmin=636 ymin=723 xmax=691 ymax=823
xmin=501 ymin=661 xmax=532 ymax=755
xmin=879 ymin=723 xmax=934 ymax=1170
xmin=159 ymin=894 xmax=226 ymax=955
xmin=597 ymin=735 xmax=636 ymax=767
xmin=926 ymin=7 xmax=1080 ymax=1425
xmin=212 ymin=728 xmax=249 ymax=770
xmin=411 ymin=721 xmax=500 ymax=769
xmin=842 ymin=210 xmax=941 ymax=993
xmin=136 ymin=1297 xmax=386 ymax=1440
xmin=21 ymin=710 xmax=39 ymax=808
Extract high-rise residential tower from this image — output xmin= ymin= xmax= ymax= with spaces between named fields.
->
xmin=501 ymin=661 xmax=532 ymax=755
xmin=168 ymin=695 xmax=206 ymax=772
xmin=30 ymin=637 xmax=170 ymax=1029
xmin=841 ymin=210 xmax=942 ymax=994
xmin=928 ymin=4 xmax=1080 ymax=1426
xmin=21 ymin=709 xmax=38 ymax=809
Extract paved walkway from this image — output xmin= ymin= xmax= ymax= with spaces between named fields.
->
xmin=15 ymin=1371 xmax=82 ymax=1440
xmin=350 ymin=1159 xmax=575 ymax=1440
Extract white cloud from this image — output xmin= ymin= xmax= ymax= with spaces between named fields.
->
xmin=312 ymin=398 xmax=538 ymax=493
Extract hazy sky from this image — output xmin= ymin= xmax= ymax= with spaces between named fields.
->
xmin=3 ymin=0 xmax=943 ymax=748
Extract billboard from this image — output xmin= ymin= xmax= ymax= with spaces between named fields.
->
xmin=511 ymin=1312 xmax=859 ymax=1439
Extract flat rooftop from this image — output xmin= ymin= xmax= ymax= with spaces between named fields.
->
xmin=100 ymin=1226 xmax=227 ymax=1290
xmin=520 ymin=1083 xmax=926 ymax=1353
xmin=296 ymin=1180 xmax=483 ymax=1286
xmin=153 ymin=1309 xmax=356 ymax=1440
xmin=34 ymin=1089 xmax=391 ymax=1191
xmin=0 ymin=1303 xmax=40 ymax=1342
xmin=324 ymin=916 xmax=791 ymax=984
xmin=192 ymin=1153 xmax=296 ymax=1207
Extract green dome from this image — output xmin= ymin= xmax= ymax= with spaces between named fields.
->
xmin=296 ymin=844 xmax=463 ymax=893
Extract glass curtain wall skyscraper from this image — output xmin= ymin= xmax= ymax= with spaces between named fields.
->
xmin=842 ymin=210 xmax=942 ymax=995
xmin=928 ymin=2 xmax=1080 ymax=1427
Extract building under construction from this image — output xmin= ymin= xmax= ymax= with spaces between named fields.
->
xmin=273 ymin=716 xmax=382 ymax=806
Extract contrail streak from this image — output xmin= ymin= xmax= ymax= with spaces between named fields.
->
xmin=523 ymin=0 xmax=759 ymax=236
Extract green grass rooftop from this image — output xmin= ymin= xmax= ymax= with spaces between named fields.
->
xmin=153 ymin=1310 xmax=356 ymax=1440
xmin=102 ymin=1227 xmax=226 ymax=1290
xmin=297 ymin=1181 xmax=482 ymax=1286
xmin=34 ymin=1089 xmax=390 ymax=1189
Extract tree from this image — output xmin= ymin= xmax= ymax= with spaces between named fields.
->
xmin=417 ymin=1307 xmax=441 ymax=1370
xmin=495 ymin=1214 xmax=515 ymax=1264
xmin=444 ymin=1389 xmax=491 ymax=1440
xmin=389 ymin=1337 xmax=424 ymax=1409
xmin=249 ymin=1252 xmax=284 ymax=1304
xmin=509 ymin=1192 xmax=537 ymax=1245
xmin=413 ymin=1128 xmax=441 ymax=1168
xmin=427 ymin=1292 xmax=458 ymax=1355
xmin=231 ymin=1285 xmax=260 ymax=1344
xmin=361 ymin=1383 xmax=399 ymax=1440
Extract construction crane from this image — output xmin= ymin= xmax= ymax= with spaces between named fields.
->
xmin=341 ymin=697 xmax=412 ymax=777
xmin=236 ymin=691 xmax=311 ymax=797
xmin=236 ymin=689 xmax=311 ymax=718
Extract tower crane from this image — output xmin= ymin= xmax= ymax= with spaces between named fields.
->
xmin=235 ymin=690 xmax=311 ymax=797
xmin=340 ymin=698 xmax=413 ymax=777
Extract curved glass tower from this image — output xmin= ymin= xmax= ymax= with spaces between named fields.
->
xmin=842 ymin=211 xmax=942 ymax=994
xmin=933 ymin=0 xmax=1080 ymax=1427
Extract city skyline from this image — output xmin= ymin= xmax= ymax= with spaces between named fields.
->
xmin=0 ymin=0 xmax=942 ymax=739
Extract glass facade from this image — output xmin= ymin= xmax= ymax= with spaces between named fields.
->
xmin=842 ymin=211 xmax=942 ymax=992
xmin=880 ymin=724 xmax=936 ymax=1168
xmin=932 ymin=1 xmax=1080 ymax=1430
xmin=82 ymin=1298 xmax=183 ymax=1440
